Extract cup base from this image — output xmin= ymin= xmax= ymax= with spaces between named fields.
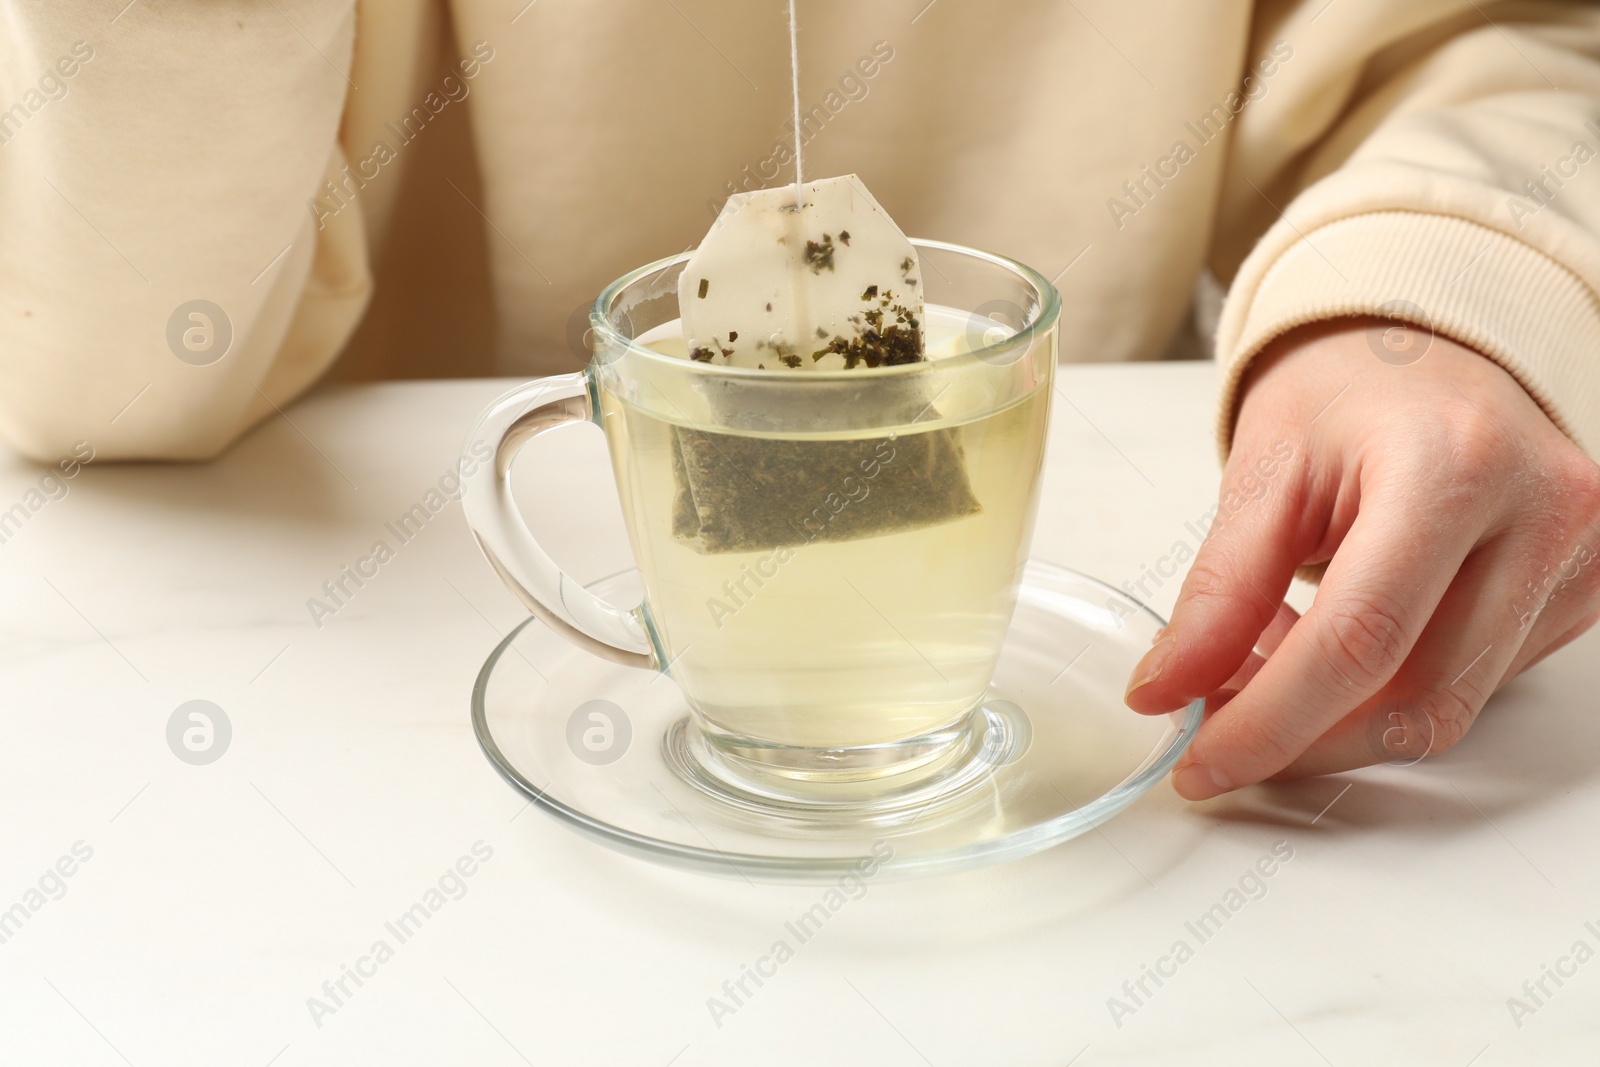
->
xmin=662 ymin=701 xmax=1030 ymax=823
xmin=684 ymin=706 xmax=983 ymax=786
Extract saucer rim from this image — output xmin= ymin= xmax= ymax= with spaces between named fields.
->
xmin=471 ymin=559 xmax=1204 ymax=882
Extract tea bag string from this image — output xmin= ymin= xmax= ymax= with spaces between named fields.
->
xmin=787 ymin=0 xmax=803 ymax=207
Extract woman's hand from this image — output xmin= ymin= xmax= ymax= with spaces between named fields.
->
xmin=1124 ymin=317 xmax=1600 ymax=800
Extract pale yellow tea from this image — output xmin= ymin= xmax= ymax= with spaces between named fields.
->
xmin=599 ymin=306 xmax=1050 ymax=751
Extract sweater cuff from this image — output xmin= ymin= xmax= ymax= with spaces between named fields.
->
xmin=1215 ymin=210 xmax=1600 ymax=460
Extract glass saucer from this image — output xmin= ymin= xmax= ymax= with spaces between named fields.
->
xmin=471 ymin=559 xmax=1201 ymax=881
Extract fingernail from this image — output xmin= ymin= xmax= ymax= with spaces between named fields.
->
xmin=1173 ymin=762 xmax=1233 ymax=801
xmin=1125 ymin=632 xmax=1175 ymax=699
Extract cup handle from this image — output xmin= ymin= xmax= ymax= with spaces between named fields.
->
xmin=461 ymin=374 xmax=657 ymax=670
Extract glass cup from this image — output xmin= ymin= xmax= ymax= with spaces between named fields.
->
xmin=462 ymin=240 xmax=1059 ymax=815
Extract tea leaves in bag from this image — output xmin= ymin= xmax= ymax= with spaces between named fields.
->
xmin=670 ymin=175 xmax=978 ymax=554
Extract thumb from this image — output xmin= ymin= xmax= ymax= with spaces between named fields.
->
xmin=1125 ymin=437 xmax=1308 ymax=714
xmin=1202 ymin=602 xmax=1302 ymax=714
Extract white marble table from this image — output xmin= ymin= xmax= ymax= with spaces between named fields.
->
xmin=1 ymin=364 xmax=1595 ymax=1065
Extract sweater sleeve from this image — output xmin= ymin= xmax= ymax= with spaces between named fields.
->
xmin=1214 ymin=0 xmax=1600 ymax=459
xmin=0 ymin=2 xmax=376 ymax=462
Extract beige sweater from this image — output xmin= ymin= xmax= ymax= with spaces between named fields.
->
xmin=1 ymin=0 xmax=1598 ymax=463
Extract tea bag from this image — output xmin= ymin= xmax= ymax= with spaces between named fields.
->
xmin=670 ymin=174 xmax=978 ymax=554
xmin=680 ymin=175 xmax=924 ymax=370
xmin=669 ymin=425 xmax=980 ymax=553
